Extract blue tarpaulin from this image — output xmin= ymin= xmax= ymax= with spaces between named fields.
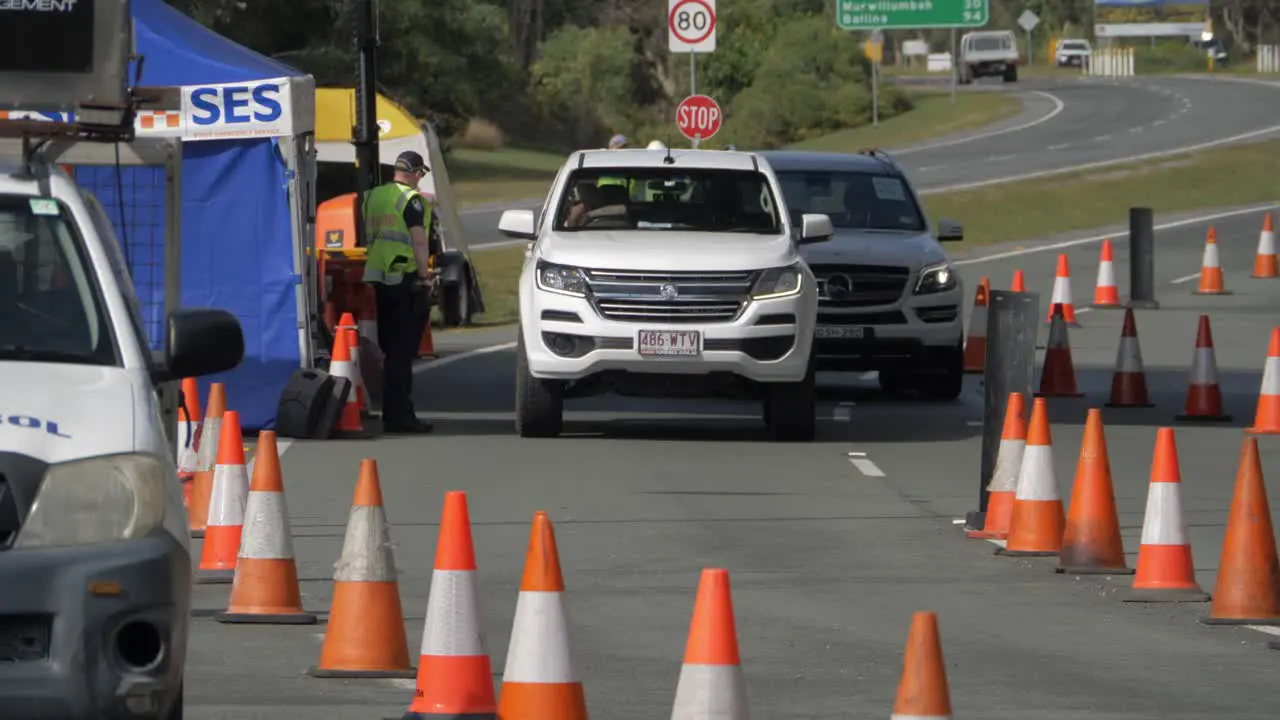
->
xmin=76 ymin=0 xmax=310 ymax=430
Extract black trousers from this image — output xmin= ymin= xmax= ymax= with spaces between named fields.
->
xmin=374 ymin=280 xmax=428 ymax=422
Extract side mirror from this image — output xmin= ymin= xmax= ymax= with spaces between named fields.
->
xmin=937 ymin=218 xmax=964 ymax=242
xmin=798 ymin=213 xmax=834 ymax=244
xmin=499 ymin=209 xmax=537 ymax=240
xmin=154 ymin=308 xmax=244 ymax=384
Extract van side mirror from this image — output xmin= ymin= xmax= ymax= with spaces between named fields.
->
xmin=154 ymin=308 xmax=244 ymax=384
xmin=937 ymin=218 xmax=964 ymax=242
xmin=798 ymin=213 xmax=834 ymax=244
xmin=499 ymin=209 xmax=537 ymax=240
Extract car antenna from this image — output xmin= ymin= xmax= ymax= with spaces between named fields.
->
xmin=663 ymin=145 xmax=675 ymax=165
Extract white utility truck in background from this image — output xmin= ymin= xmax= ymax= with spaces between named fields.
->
xmin=959 ymin=30 xmax=1021 ymax=83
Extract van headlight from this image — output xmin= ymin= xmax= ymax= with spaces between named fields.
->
xmin=14 ymin=454 xmax=172 ymax=549
xmin=536 ymin=261 xmax=588 ymax=297
xmin=751 ymin=264 xmax=803 ymax=299
xmin=914 ymin=262 xmax=958 ymax=295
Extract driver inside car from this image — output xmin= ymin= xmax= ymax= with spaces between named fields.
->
xmin=564 ymin=181 xmax=628 ymax=228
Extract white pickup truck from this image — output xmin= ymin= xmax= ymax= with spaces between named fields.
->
xmin=959 ymin=30 xmax=1020 ymax=83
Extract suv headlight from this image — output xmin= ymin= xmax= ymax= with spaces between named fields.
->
xmin=751 ymin=264 xmax=803 ymax=300
xmin=14 ymin=454 xmax=174 ymax=549
xmin=536 ymin=260 xmax=588 ymax=297
xmin=915 ymin=262 xmax=958 ymax=295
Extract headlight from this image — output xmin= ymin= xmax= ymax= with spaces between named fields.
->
xmin=751 ymin=264 xmax=803 ymax=299
xmin=536 ymin=260 xmax=588 ymax=297
xmin=14 ymin=454 xmax=175 ymax=549
xmin=915 ymin=262 xmax=958 ymax=295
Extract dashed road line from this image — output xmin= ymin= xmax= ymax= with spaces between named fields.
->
xmin=847 ymin=452 xmax=886 ymax=477
xmin=1171 ymin=272 xmax=1202 ymax=285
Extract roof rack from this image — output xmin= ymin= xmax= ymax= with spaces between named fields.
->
xmin=0 ymin=87 xmax=172 ymax=174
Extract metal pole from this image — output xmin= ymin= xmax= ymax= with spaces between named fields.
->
xmin=690 ymin=52 xmax=700 ymax=149
xmin=1027 ymin=28 xmax=1033 ymax=65
xmin=966 ymin=289 xmax=1040 ymax=532
xmin=950 ymin=28 xmax=958 ymax=106
xmin=872 ymin=59 xmax=879 ymax=125
xmin=353 ymin=0 xmax=380 ymax=248
xmin=1128 ymin=207 xmax=1160 ymax=309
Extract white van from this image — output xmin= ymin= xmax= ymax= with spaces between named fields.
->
xmin=0 ymin=159 xmax=243 ymax=719
xmin=959 ymin=30 xmax=1021 ymax=83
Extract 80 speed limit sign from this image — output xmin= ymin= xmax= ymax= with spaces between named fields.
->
xmin=668 ymin=0 xmax=716 ymax=54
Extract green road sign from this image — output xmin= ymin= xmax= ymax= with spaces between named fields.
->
xmin=836 ymin=0 xmax=990 ymax=31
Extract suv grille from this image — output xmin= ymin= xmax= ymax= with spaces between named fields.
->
xmin=810 ymin=264 xmax=910 ymax=308
xmin=583 ymin=269 xmax=756 ymax=323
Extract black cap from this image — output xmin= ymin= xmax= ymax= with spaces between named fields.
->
xmin=394 ymin=151 xmax=428 ymax=173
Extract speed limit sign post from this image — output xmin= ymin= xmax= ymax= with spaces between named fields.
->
xmin=668 ymin=0 xmax=716 ymax=147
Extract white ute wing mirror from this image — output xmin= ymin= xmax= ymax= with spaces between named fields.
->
xmin=936 ymin=218 xmax=964 ymax=242
xmin=499 ymin=209 xmax=537 ymax=240
xmin=798 ymin=213 xmax=834 ymax=244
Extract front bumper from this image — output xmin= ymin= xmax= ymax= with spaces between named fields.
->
xmin=522 ymin=286 xmax=817 ymax=385
xmin=0 ymin=532 xmax=190 ymax=720
xmin=813 ymin=289 xmax=963 ymax=372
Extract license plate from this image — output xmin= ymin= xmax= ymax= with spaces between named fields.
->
xmin=638 ymin=330 xmax=701 ymax=357
xmin=816 ymin=326 xmax=872 ymax=340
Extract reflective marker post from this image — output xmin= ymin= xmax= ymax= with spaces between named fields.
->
xmin=966 ymin=289 xmax=1040 ymax=532
xmin=1128 ymin=207 xmax=1160 ymax=309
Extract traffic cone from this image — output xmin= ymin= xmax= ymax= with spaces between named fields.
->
xmin=188 ymin=382 xmax=226 ymax=538
xmin=1092 ymin=239 xmax=1121 ymax=308
xmin=176 ymin=377 xmax=202 ymax=506
xmin=1057 ymin=409 xmax=1132 ymax=575
xmin=1192 ymin=227 xmax=1231 ymax=295
xmin=328 ymin=329 xmax=365 ymax=437
xmin=670 ymin=568 xmax=748 ymax=720
xmin=195 ymin=410 xmax=249 ymax=584
xmin=1247 ymin=327 xmax=1280 ymax=435
xmin=1202 ymin=437 xmax=1280 ymax=625
xmin=963 ymin=278 xmax=990 ymax=374
xmin=336 ymin=312 xmax=367 ymax=413
xmin=1036 ymin=305 xmax=1084 ymax=398
xmin=1124 ymin=428 xmax=1210 ymax=603
xmin=997 ymin=398 xmax=1065 ymax=557
xmin=1105 ymin=308 xmax=1155 ymax=408
xmin=1253 ymin=212 xmax=1277 ymax=279
xmin=1046 ymin=254 xmax=1080 ymax=327
xmin=1011 ymin=269 xmax=1026 ymax=293
xmin=309 ymin=458 xmax=415 ymax=679
xmin=418 ymin=320 xmax=437 ymax=359
xmin=403 ymin=492 xmax=497 ymax=719
xmin=497 ymin=512 xmax=588 ymax=720
xmin=1176 ymin=315 xmax=1232 ymax=423
xmin=215 ymin=431 xmax=316 ymax=625
xmin=890 ymin=612 xmax=952 ymax=720
xmin=966 ymin=392 xmax=1026 ymax=540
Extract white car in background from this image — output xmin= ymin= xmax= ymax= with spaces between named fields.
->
xmin=1055 ymin=39 xmax=1092 ymax=67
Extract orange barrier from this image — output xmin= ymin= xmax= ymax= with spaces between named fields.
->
xmin=1246 ymin=327 xmax=1280 ymax=435
xmin=1046 ymin=253 xmax=1080 ymax=326
xmin=966 ymin=392 xmax=1026 ymax=541
xmin=997 ymin=397 xmax=1065 ymax=557
xmin=890 ymin=612 xmax=953 ymax=720
xmin=188 ymin=382 xmax=227 ymax=539
xmin=1058 ymin=409 xmax=1131 ymax=576
xmin=1177 ymin=315 xmax=1232 ymax=423
xmin=1203 ymin=437 xmax=1280 ymax=625
xmin=1125 ymin=428 xmax=1210 ymax=603
xmin=1193 ymin=227 xmax=1231 ymax=295
xmin=1011 ymin=269 xmax=1026 ymax=292
xmin=963 ymin=278 xmax=989 ymax=374
xmin=671 ymin=569 xmax=748 ymax=720
xmin=1091 ymin=239 xmax=1120 ymax=307
xmin=1253 ymin=212 xmax=1276 ymax=279
xmin=195 ymin=410 xmax=249 ymax=584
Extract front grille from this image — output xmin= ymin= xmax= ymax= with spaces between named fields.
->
xmin=811 ymin=264 xmax=909 ymax=308
xmin=583 ymin=269 xmax=756 ymax=324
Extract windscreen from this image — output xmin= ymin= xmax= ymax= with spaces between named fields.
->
xmin=775 ymin=171 xmax=926 ymax=232
xmin=0 ymin=194 xmax=114 ymax=365
xmin=553 ymin=168 xmax=782 ymax=234
xmin=971 ymin=35 xmax=1012 ymax=52
xmin=1060 ymin=41 xmax=1088 ymax=51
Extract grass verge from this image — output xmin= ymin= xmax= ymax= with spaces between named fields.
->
xmin=450 ymin=147 xmax=563 ymax=208
xmin=922 ymin=138 xmax=1280 ymax=248
xmin=464 ymin=244 xmax=526 ymax=327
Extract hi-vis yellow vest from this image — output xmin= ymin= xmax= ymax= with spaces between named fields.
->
xmin=361 ymin=182 xmax=431 ymax=285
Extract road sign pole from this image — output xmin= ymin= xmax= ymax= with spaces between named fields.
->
xmin=871 ymin=60 xmax=879 ymax=126
xmin=690 ymin=53 xmax=699 ymax=148
xmin=1027 ymin=28 xmax=1034 ymax=65
xmin=950 ymin=28 xmax=958 ymax=107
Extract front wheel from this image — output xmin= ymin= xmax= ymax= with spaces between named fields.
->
xmin=441 ymin=275 xmax=471 ymax=327
xmin=164 ymin=683 xmax=183 ymax=720
xmin=515 ymin=332 xmax=563 ymax=438
xmin=763 ymin=356 xmax=816 ymax=442
xmin=1003 ymin=66 xmax=1018 ymax=82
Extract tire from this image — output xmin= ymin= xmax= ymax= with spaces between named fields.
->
xmin=515 ymin=332 xmax=563 ymax=438
xmin=442 ymin=274 xmax=471 ymax=327
xmin=918 ymin=342 xmax=965 ymax=401
xmin=1003 ymin=66 xmax=1018 ymax=82
xmin=764 ymin=356 xmax=816 ymax=442
xmin=878 ymin=369 xmax=911 ymax=399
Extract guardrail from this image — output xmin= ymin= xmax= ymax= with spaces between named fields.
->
xmin=1084 ymin=48 xmax=1135 ymax=78
xmin=1258 ymin=45 xmax=1280 ymax=74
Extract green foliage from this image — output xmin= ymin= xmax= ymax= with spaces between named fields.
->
xmin=1133 ymin=42 xmax=1213 ymax=74
xmin=530 ymin=25 xmax=647 ymax=146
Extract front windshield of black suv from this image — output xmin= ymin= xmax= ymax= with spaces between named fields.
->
xmin=0 ymin=194 xmax=115 ymax=365
xmin=775 ymin=171 xmax=927 ymax=232
xmin=553 ymin=168 xmax=783 ymax=234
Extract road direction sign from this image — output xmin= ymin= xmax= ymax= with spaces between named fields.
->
xmin=676 ymin=95 xmax=722 ymax=141
xmin=1017 ymin=9 xmax=1039 ymax=32
xmin=668 ymin=0 xmax=716 ymax=53
xmin=835 ymin=0 xmax=989 ymax=31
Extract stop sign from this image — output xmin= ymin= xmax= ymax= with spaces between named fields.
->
xmin=676 ymin=94 xmax=722 ymax=141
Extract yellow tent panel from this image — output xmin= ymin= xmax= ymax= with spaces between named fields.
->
xmin=313 ymin=88 xmax=423 ymax=143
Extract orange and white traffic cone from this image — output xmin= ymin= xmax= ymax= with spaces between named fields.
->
xmin=1176 ymin=315 xmax=1232 ymax=423
xmin=1058 ymin=409 xmax=1132 ymax=575
xmin=188 ymin=382 xmax=227 ymax=539
xmin=418 ymin=320 xmax=437 ymax=359
xmin=497 ymin=512 xmax=589 ymax=720
xmin=1011 ymin=269 xmax=1026 ymax=293
xmin=1193 ymin=227 xmax=1231 ymax=295
xmin=966 ymin=392 xmax=1026 ymax=540
xmin=1105 ymin=307 xmax=1154 ymax=408
xmin=215 ymin=431 xmax=316 ymax=625
xmin=336 ymin=313 xmax=367 ymax=412
xmin=1091 ymin=239 xmax=1121 ymax=308
xmin=1124 ymin=428 xmax=1210 ymax=603
xmin=1247 ymin=327 xmax=1280 ymax=435
xmin=1202 ymin=437 xmax=1280 ymax=625
xmin=1046 ymin=253 xmax=1080 ymax=327
xmin=963 ymin=278 xmax=990 ymax=374
xmin=671 ymin=568 xmax=748 ymax=720
xmin=1253 ymin=212 xmax=1277 ymax=279
xmin=996 ymin=397 xmax=1065 ymax=557
xmin=1036 ymin=305 xmax=1084 ymax=398
xmin=329 ymin=329 xmax=365 ymax=437
xmin=195 ymin=410 xmax=249 ymax=584
xmin=309 ymin=458 xmax=415 ymax=679
xmin=890 ymin=612 xmax=953 ymax=720
xmin=176 ymin=377 xmax=202 ymax=505
xmin=403 ymin=492 xmax=497 ymax=719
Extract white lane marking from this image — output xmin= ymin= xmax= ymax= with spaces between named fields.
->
xmin=954 ymin=203 xmax=1277 ymax=267
xmin=1245 ymin=626 xmax=1280 ymax=637
xmin=986 ymin=538 xmax=1007 ymax=549
xmin=414 ymin=341 xmax=517 ymax=373
xmin=1048 ymin=143 xmax=1071 ymax=151
xmin=1093 ymin=134 xmax=1113 ymax=142
xmin=1171 ymin=272 xmax=1201 ymax=284
xmin=849 ymin=457 xmax=886 ymax=477
xmin=987 ymin=154 xmax=1016 ymax=163
xmin=891 ymin=91 xmax=1067 ymax=156
xmin=1152 ymin=120 xmax=1167 ymax=127
xmin=1075 ymin=307 xmax=1094 ymax=315
xmin=381 ymin=679 xmax=419 ymax=690
xmin=1128 ymin=127 xmax=1143 ymax=134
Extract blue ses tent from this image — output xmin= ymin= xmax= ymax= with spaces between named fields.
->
xmin=74 ymin=0 xmax=318 ymax=431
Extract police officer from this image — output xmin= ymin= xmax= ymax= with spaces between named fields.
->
xmin=362 ymin=151 xmax=439 ymax=434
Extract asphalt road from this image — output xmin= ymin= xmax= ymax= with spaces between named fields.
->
xmin=184 ymin=201 xmax=1280 ymax=718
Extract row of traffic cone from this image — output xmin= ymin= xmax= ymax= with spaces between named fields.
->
xmin=971 ymin=391 xmax=1280 ymax=623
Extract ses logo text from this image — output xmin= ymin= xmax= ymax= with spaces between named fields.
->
xmin=183 ymin=80 xmax=292 ymax=136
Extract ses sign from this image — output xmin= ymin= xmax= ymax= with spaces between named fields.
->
xmin=181 ymin=78 xmax=294 ymax=141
